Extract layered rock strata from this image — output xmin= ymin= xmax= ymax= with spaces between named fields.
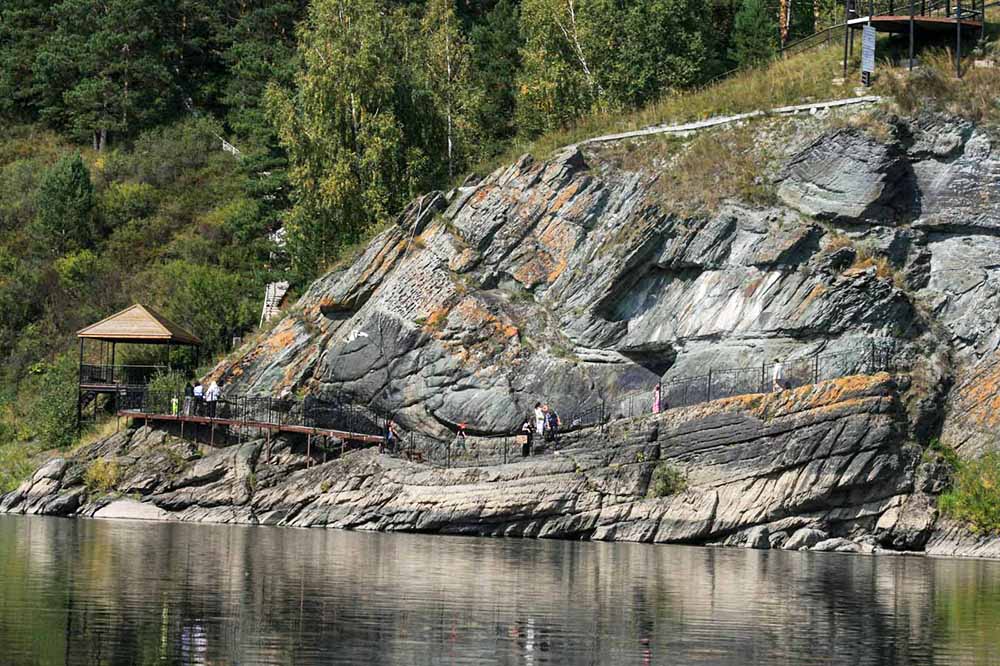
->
xmin=5 ymin=374 xmax=970 ymax=555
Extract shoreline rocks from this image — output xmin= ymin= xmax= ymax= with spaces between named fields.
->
xmin=4 ymin=374 xmax=997 ymax=559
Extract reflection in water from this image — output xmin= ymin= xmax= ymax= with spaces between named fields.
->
xmin=1 ymin=515 xmax=999 ymax=665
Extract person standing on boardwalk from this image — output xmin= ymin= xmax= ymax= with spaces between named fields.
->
xmin=183 ymin=382 xmax=195 ymax=416
xmin=520 ymin=418 xmax=533 ymax=457
xmin=192 ymin=381 xmax=204 ymax=415
xmin=652 ymin=383 xmax=662 ymax=414
xmin=543 ymin=404 xmax=560 ymax=443
xmin=534 ymin=403 xmax=545 ymax=438
xmin=205 ymin=380 xmax=221 ymax=417
xmin=384 ymin=420 xmax=400 ymax=454
xmin=772 ymin=358 xmax=785 ymax=392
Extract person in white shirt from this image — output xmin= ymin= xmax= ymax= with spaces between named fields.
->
xmin=772 ymin=358 xmax=785 ymax=392
xmin=534 ymin=402 xmax=545 ymax=437
xmin=192 ymin=382 xmax=204 ymax=415
xmin=205 ymin=380 xmax=221 ymax=417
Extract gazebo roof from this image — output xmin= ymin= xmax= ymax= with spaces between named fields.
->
xmin=77 ymin=304 xmax=201 ymax=346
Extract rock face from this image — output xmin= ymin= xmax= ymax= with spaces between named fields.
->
xmin=0 ymin=375 xmax=941 ymax=553
xmin=209 ymin=110 xmax=999 ymax=447
xmin=8 ymin=109 xmax=1000 ymax=557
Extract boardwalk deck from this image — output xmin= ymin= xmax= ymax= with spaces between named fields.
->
xmin=117 ymin=410 xmax=385 ymax=445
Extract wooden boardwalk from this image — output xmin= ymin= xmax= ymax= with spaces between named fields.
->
xmin=117 ymin=410 xmax=385 ymax=452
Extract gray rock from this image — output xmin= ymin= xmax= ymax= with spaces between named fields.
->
xmin=875 ymin=493 xmax=937 ymax=551
xmin=7 ymin=111 xmax=1000 ymax=560
xmin=777 ymin=127 xmax=912 ymax=223
xmin=812 ymin=537 xmax=860 ymax=553
xmin=93 ymin=499 xmax=170 ymax=522
xmin=768 ymin=531 xmax=789 ymax=549
xmin=783 ymin=527 xmax=829 ymax=551
xmin=744 ymin=525 xmax=770 ymax=549
xmin=32 ymin=458 xmax=67 ymax=483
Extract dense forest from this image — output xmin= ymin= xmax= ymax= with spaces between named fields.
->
xmin=0 ymin=0 xmax=841 ymax=482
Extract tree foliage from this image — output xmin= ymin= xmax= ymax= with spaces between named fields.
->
xmin=731 ymin=0 xmax=779 ymax=67
xmin=32 ymin=153 xmax=95 ymax=255
xmin=0 ymin=0 xmax=816 ymax=481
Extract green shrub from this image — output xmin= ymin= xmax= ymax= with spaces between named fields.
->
xmin=923 ymin=438 xmax=960 ymax=470
xmin=83 ymin=458 xmax=120 ymax=495
xmin=648 ymin=462 xmax=688 ymax=498
xmin=100 ymin=181 xmax=157 ymax=230
xmin=146 ymin=370 xmax=190 ymax=403
xmin=939 ymin=452 xmax=1000 ymax=535
xmin=16 ymin=353 xmax=79 ymax=450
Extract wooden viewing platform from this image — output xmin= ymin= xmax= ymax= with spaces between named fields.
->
xmin=847 ymin=14 xmax=983 ymax=32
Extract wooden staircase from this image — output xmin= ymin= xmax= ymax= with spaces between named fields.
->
xmin=260 ymin=281 xmax=290 ymax=327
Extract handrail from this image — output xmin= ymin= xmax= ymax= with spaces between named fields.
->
xmin=79 ymin=364 xmax=169 ymax=387
xmin=565 ymin=339 xmax=903 ymax=432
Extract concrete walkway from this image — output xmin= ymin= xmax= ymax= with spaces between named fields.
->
xmin=572 ymin=95 xmax=883 ymax=149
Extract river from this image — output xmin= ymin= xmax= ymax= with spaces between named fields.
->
xmin=1 ymin=515 xmax=998 ymax=665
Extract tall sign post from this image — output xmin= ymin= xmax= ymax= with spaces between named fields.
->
xmin=861 ymin=24 xmax=876 ymax=86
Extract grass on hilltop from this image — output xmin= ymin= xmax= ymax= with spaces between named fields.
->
xmin=473 ymin=22 xmax=1000 ymax=179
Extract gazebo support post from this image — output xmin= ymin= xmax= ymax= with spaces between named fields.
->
xmin=956 ymin=0 xmax=963 ymax=78
xmin=843 ymin=0 xmax=851 ymax=77
xmin=910 ymin=0 xmax=915 ymax=70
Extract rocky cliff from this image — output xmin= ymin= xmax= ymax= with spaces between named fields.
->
xmin=7 ymin=104 xmax=1000 ymax=556
xmin=1 ymin=374 xmax=955 ymax=554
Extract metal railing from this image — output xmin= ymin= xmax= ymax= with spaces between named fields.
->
xmin=778 ymin=0 xmax=986 ymax=59
xmin=847 ymin=0 xmax=984 ymax=20
xmin=113 ymin=341 xmax=903 ymax=467
xmin=566 ymin=340 xmax=902 ymax=431
xmin=116 ymin=390 xmax=389 ymax=439
xmin=79 ymin=364 xmax=168 ymax=387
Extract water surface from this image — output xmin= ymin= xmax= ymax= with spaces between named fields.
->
xmin=1 ymin=515 xmax=999 ymax=665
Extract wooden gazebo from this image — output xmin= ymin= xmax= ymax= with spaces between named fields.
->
xmin=77 ymin=304 xmax=201 ymax=424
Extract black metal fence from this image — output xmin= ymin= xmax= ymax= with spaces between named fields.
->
xmin=567 ymin=341 xmax=902 ymax=431
xmin=115 ymin=342 xmax=903 ymax=467
xmin=116 ymin=390 xmax=389 ymax=438
xmin=389 ymin=431 xmax=547 ymax=469
xmin=80 ymin=364 xmax=168 ymax=387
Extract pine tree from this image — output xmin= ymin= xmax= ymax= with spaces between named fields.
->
xmin=468 ymin=0 xmax=522 ymax=160
xmin=730 ymin=0 xmax=779 ymax=67
xmin=33 ymin=0 xmax=178 ymax=149
xmin=0 ymin=0 xmax=56 ymax=121
xmin=32 ymin=153 xmax=95 ymax=255
xmin=218 ymin=0 xmax=306 ymax=145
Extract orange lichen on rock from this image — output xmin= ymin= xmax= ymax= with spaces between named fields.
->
xmin=546 ymin=258 xmax=568 ymax=284
xmin=425 ymin=306 xmax=451 ymax=330
xmin=265 ymin=321 xmax=299 ymax=352
xmin=511 ymin=256 xmax=551 ymax=289
xmin=750 ymin=373 xmax=891 ymax=420
xmin=798 ymin=283 xmax=828 ymax=312
xmin=549 ymin=180 xmax=581 ymax=213
xmin=743 ymin=277 xmax=762 ymax=298
xmin=952 ymin=360 xmax=1000 ymax=428
xmin=469 ymin=185 xmax=495 ymax=207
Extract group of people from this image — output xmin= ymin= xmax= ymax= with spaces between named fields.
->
xmin=175 ymin=379 xmax=223 ymax=417
xmin=516 ymin=403 xmax=560 ymax=457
